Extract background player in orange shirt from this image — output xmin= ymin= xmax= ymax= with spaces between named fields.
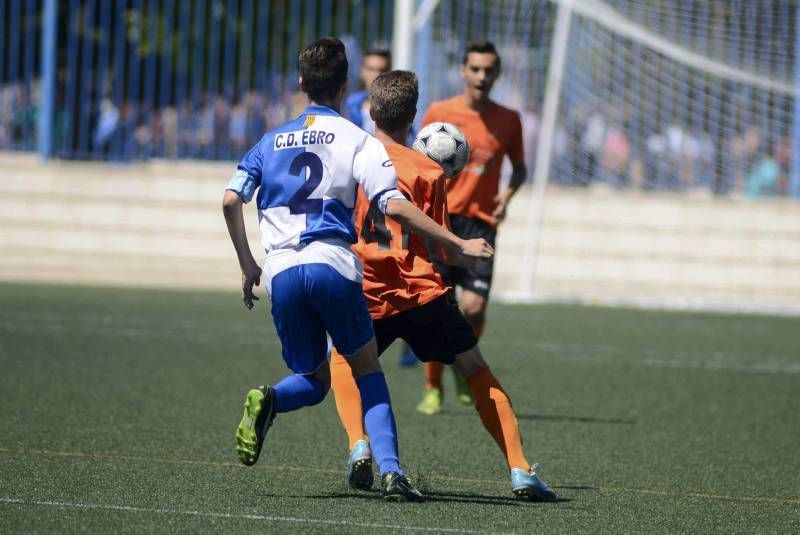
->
xmin=329 ymin=70 xmax=557 ymax=501
xmin=414 ymin=41 xmax=528 ymax=415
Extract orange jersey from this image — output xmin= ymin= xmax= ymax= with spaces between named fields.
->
xmin=421 ymin=96 xmax=524 ymax=227
xmin=353 ymin=143 xmax=450 ymax=319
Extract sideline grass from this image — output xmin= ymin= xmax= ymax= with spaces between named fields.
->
xmin=0 ymin=282 xmax=798 ymax=532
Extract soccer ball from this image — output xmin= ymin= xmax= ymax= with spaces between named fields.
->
xmin=413 ymin=122 xmax=469 ymax=177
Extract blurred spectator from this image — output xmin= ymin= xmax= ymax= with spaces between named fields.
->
xmin=600 ymin=123 xmax=630 ymax=187
xmin=244 ymin=91 xmax=267 ymax=147
xmin=577 ymin=109 xmax=606 ymax=186
xmin=229 ymin=97 xmax=248 ymax=154
xmin=212 ymin=96 xmax=231 ymax=158
xmin=729 ymin=126 xmax=761 ymax=192
xmin=644 ymin=131 xmax=666 ymax=190
xmin=745 ymin=142 xmax=781 ymax=199
xmin=162 ymin=106 xmax=178 ymax=158
xmin=197 ymin=96 xmax=216 ymax=155
xmin=93 ymin=98 xmax=119 ymax=151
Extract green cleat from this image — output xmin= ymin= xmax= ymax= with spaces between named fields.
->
xmin=235 ymin=385 xmax=277 ymax=466
xmin=416 ymin=387 xmax=443 ymax=415
xmin=452 ymin=368 xmax=474 ymax=405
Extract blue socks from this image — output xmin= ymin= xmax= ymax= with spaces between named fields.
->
xmin=273 ymin=374 xmax=327 ymax=413
xmin=356 ymin=371 xmax=402 ymax=476
xmin=272 ymin=370 xmax=403 ymax=476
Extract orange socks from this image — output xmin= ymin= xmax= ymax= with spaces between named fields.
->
xmin=466 ymin=366 xmax=530 ymax=472
xmin=329 ymin=350 xmax=366 ymax=449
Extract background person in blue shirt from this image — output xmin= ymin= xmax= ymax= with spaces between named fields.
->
xmin=344 ymin=49 xmax=391 ymax=135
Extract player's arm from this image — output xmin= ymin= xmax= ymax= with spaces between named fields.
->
xmin=385 ymin=198 xmax=493 ymax=261
xmin=223 ymin=190 xmax=261 ymax=310
xmin=424 ymin=176 xmax=463 ymax=267
xmin=355 ymin=136 xmax=492 ymax=261
xmin=493 ymin=161 xmax=526 ymax=223
xmin=493 ymin=112 xmax=527 ymax=223
xmin=224 ymin=143 xmax=264 ymax=310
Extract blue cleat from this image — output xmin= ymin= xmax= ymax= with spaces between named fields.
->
xmin=511 ymin=464 xmax=558 ymax=501
xmin=347 ymin=439 xmax=374 ymax=490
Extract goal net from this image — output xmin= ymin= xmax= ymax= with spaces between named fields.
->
xmin=413 ymin=0 xmax=800 ymax=311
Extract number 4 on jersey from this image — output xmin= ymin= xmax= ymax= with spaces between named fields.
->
xmin=361 ymin=196 xmax=410 ymax=250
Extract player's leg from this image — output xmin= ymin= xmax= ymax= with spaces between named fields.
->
xmin=459 ymin=289 xmax=488 ymax=337
xmin=399 ymin=294 xmax=556 ymax=500
xmin=309 ymin=264 xmax=423 ymax=501
xmin=418 ymin=216 xmax=494 ymax=412
xmin=342 ymin=337 xmax=424 ymax=501
xmin=450 ymin=288 xmax=489 ymax=404
xmin=330 ymin=347 xmax=375 ymax=491
xmin=269 ymin=266 xmax=330 ymax=413
xmin=450 ymin=219 xmax=496 ymax=405
xmin=235 ymin=266 xmax=330 ymax=466
xmin=418 ymin=287 xmax=484 ymax=414
xmin=330 ymin=349 xmax=367 ymax=450
xmin=452 ymin=215 xmax=495 ymax=339
xmin=415 ymin=286 xmax=456 ymax=415
xmin=330 ymin=316 xmax=399 ymax=491
xmin=452 ymin=347 xmax=557 ymax=501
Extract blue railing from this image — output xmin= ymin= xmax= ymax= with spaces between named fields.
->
xmin=1 ymin=0 xmax=797 ymax=198
xmin=0 ymin=0 xmax=393 ymax=161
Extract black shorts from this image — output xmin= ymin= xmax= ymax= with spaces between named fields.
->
xmin=432 ymin=215 xmax=496 ymax=298
xmin=374 ymin=294 xmax=477 ymax=364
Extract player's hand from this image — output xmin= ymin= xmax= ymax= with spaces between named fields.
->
xmin=459 ymin=237 xmax=494 ymax=259
xmin=492 ymin=192 xmax=511 ymax=224
xmin=241 ymin=262 xmax=262 ymax=310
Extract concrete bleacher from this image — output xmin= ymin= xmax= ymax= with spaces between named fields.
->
xmin=495 ymin=187 xmax=800 ymax=312
xmin=2 ymin=153 xmax=799 ymax=313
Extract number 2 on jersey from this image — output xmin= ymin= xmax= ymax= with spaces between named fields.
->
xmin=288 ymin=152 xmax=323 ymax=214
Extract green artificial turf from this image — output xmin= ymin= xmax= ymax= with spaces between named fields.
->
xmin=0 ymin=282 xmax=798 ymax=533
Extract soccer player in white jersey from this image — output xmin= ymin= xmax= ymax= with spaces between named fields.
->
xmin=223 ymin=38 xmax=493 ymax=501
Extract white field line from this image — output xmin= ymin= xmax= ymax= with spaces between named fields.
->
xmin=481 ymin=339 xmax=800 ymax=375
xmin=1 ymin=313 xmax=798 ymax=375
xmin=0 ymin=497 xmax=494 ymax=534
xmin=2 ymin=448 xmax=800 ymax=507
xmin=493 ymin=292 xmax=800 ymax=318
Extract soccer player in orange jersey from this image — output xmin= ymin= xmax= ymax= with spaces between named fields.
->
xmin=414 ymin=41 xmax=528 ymax=415
xmin=329 ymin=70 xmax=556 ymax=501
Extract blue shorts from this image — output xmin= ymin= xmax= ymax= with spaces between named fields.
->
xmin=269 ymin=263 xmax=374 ymax=375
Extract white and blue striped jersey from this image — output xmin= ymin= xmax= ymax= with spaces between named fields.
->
xmin=227 ymin=104 xmax=403 ymax=289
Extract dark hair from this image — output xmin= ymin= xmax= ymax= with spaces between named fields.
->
xmin=363 ymin=48 xmax=392 ymax=68
xmin=299 ymin=37 xmax=348 ymax=102
xmin=462 ymin=40 xmax=501 ymax=70
xmin=368 ymin=70 xmax=418 ymax=131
